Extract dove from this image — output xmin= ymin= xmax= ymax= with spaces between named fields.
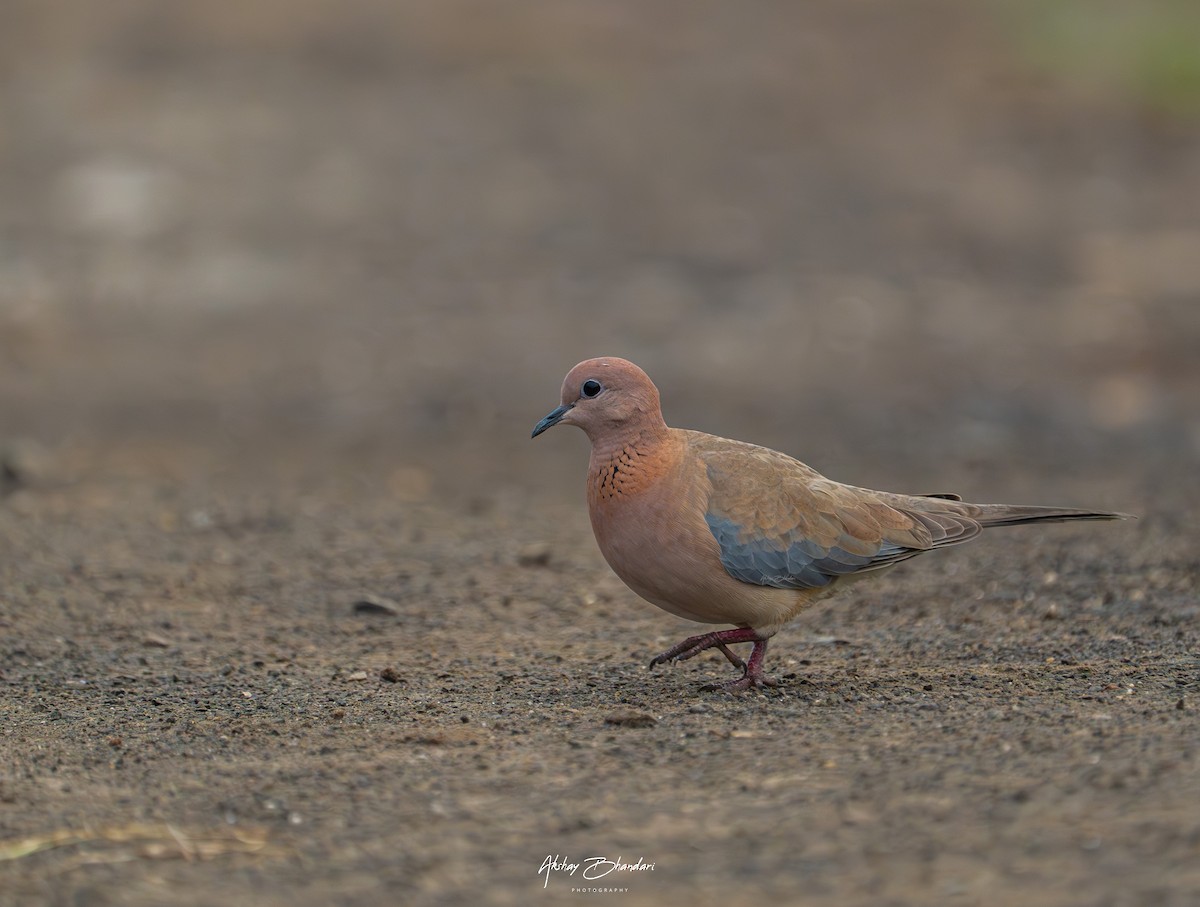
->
xmin=532 ymin=357 xmax=1130 ymax=692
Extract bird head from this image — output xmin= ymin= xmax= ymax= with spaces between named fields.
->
xmin=531 ymin=357 xmax=665 ymax=444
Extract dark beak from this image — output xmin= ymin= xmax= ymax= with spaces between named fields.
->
xmin=531 ymin=403 xmax=573 ymax=438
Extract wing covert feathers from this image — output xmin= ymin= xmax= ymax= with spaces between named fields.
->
xmin=687 ymin=431 xmax=1129 ymax=591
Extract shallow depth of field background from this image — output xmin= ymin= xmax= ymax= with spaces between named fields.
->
xmin=1 ymin=3 xmax=1198 ymax=906
xmin=2 ymin=0 xmax=1197 ymax=495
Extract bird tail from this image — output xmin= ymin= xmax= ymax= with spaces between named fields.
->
xmin=968 ymin=503 xmax=1133 ymax=528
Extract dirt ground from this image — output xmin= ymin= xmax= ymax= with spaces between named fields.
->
xmin=2 ymin=2 xmax=1199 ymax=905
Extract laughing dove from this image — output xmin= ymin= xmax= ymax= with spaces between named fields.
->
xmin=532 ymin=357 xmax=1131 ymax=692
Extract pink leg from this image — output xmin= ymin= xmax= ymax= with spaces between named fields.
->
xmin=715 ymin=643 xmax=746 ymax=670
xmin=701 ymin=638 xmax=779 ymax=692
xmin=648 ymin=628 xmax=779 ymax=692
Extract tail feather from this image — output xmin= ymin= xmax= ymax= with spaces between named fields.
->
xmin=968 ymin=503 xmax=1133 ymax=528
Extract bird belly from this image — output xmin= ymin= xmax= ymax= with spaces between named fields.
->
xmin=589 ymin=495 xmax=810 ymax=632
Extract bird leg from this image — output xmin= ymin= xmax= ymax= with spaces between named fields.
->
xmin=701 ymin=638 xmax=779 ymax=692
xmin=714 ymin=643 xmax=746 ymax=670
xmin=649 ymin=627 xmax=761 ymax=666
xmin=649 ymin=627 xmax=778 ymax=691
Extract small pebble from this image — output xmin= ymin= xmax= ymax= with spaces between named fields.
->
xmin=353 ymin=597 xmax=400 ymax=616
xmin=603 ymin=710 xmax=656 ymax=728
xmin=517 ymin=542 xmax=552 ymax=567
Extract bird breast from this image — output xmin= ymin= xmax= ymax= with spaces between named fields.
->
xmin=584 ymin=438 xmax=800 ymax=628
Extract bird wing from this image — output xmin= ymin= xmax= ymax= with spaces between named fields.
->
xmin=692 ymin=435 xmax=981 ymax=590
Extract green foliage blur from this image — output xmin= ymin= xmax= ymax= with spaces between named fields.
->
xmin=1009 ymin=0 xmax=1200 ymax=117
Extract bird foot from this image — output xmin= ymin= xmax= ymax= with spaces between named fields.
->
xmin=649 ymin=628 xmax=778 ymax=692
xmin=701 ymin=670 xmax=780 ymax=693
xmin=648 ymin=628 xmax=761 ymax=669
xmin=715 ymin=643 xmax=746 ymax=671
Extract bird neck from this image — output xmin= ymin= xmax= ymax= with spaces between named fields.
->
xmin=588 ymin=424 xmax=676 ymax=504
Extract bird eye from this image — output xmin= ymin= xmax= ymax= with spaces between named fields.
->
xmin=581 ymin=379 xmax=603 ymax=398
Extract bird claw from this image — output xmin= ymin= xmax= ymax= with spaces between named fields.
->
xmin=647 ymin=651 xmax=677 ymax=670
xmin=652 ymin=647 xmax=700 ymax=671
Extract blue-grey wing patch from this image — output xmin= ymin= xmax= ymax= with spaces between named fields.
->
xmin=705 ymin=513 xmax=916 ymax=590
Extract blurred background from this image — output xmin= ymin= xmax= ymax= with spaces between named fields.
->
xmin=2 ymin=5 xmax=1198 ymax=904
xmin=1 ymin=0 xmax=1198 ymax=504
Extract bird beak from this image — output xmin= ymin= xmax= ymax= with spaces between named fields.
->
xmin=531 ymin=403 xmax=573 ymax=438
